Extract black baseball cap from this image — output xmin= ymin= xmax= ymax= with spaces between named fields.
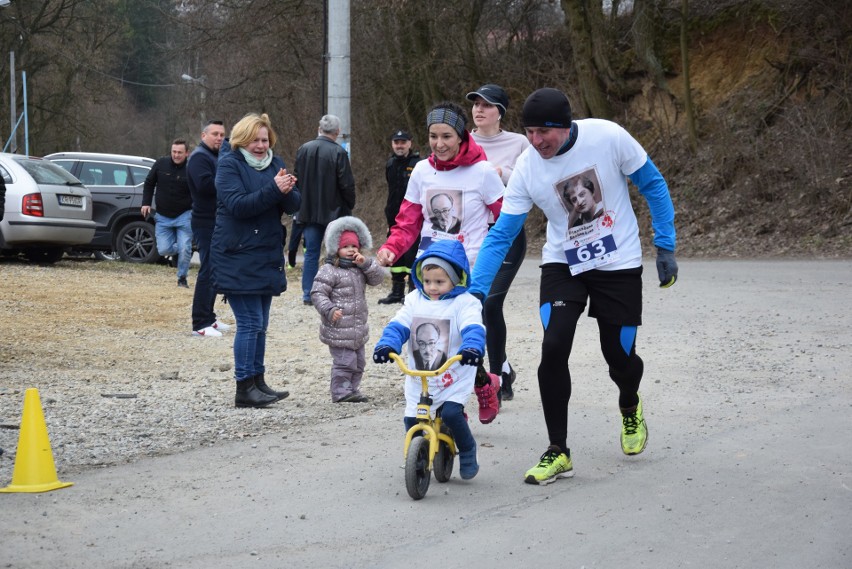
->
xmin=465 ymin=84 xmax=509 ymax=117
xmin=391 ymin=129 xmax=412 ymax=141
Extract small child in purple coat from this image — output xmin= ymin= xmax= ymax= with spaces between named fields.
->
xmin=310 ymin=216 xmax=386 ymax=402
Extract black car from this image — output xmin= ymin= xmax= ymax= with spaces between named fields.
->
xmin=45 ymin=152 xmax=160 ymax=263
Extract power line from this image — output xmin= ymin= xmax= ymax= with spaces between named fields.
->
xmin=51 ymin=48 xmax=179 ymax=88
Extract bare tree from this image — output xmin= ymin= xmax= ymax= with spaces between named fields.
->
xmin=559 ymin=0 xmax=614 ymax=118
xmin=678 ymin=0 xmax=697 ymax=152
xmin=0 ymin=0 xmax=154 ymax=154
xmin=632 ymin=0 xmax=667 ymax=90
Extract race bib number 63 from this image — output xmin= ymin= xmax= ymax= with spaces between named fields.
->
xmin=564 ymin=232 xmax=619 ymax=275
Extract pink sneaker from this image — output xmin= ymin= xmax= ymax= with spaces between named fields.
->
xmin=475 ymin=372 xmax=500 ymax=424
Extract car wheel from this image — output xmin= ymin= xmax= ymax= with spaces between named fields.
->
xmin=23 ymin=247 xmax=65 ymax=264
xmin=115 ymin=221 xmax=158 ymax=263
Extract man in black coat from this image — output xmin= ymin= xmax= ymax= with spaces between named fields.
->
xmin=187 ymin=120 xmax=227 ymax=336
xmin=378 ymin=129 xmax=422 ymax=304
xmin=294 ymin=115 xmax=356 ymax=305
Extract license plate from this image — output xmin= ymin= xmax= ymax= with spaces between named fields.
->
xmin=59 ymin=194 xmax=83 ymax=207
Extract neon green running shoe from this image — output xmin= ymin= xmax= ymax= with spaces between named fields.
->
xmin=621 ymin=396 xmax=648 ymax=455
xmin=524 ymin=446 xmax=574 ymax=485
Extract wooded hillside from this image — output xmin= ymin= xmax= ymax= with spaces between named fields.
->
xmin=1 ymin=0 xmax=848 ymax=257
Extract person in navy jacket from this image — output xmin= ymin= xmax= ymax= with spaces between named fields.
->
xmin=187 ymin=119 xmax=227 ymax=337
xmin=212 ymin=112 xmax=301 ymax=408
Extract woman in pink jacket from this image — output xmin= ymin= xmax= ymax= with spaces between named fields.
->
xmin=376 ymin=100 xmax=505 ymax=424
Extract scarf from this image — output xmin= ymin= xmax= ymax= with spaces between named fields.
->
xmin=239 ymin=148 xmax=274 ymax=171
xmin=427 ymin=135 xmax=486 ymax=171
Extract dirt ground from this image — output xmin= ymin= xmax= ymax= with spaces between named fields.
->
xmin=0 ymin=255 xmax=409 ymax=471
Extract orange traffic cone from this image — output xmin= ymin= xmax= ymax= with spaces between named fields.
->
xmin=0 ymin=388 xmax=73 ymax=493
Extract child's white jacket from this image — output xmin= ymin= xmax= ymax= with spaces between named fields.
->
xmin=376 ymin=239 xmax=486 ymax=418
xmin=393 ymin=291 xmax=483 ymax=415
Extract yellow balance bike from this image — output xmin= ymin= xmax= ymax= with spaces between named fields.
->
xmin=389 ymin=352 xmax=463 ymax=500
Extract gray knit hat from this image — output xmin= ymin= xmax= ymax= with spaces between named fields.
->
xmin=419 ymin=256 xmax=460 ymax=285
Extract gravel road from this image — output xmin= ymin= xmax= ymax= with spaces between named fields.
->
xmin=1 ymin=256 xmax=850 ymax=568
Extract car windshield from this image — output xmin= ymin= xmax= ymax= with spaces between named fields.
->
xmin=15 ymin=157 xmax=82 ymax=185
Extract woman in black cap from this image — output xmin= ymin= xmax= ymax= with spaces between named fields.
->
xmin=466 ymin=83 xmax=530 ymax=402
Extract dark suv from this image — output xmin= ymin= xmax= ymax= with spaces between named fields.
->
xmin=45 ymin=152 xmax=160 ymax=263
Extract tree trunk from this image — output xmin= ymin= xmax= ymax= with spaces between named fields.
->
xmin=633 ymin=0 xmax=668 ymax=90
xmin=680 ymin=0 xmax=698 ymax=152
xmin=560 ymin=0 xmax=612 ymax=119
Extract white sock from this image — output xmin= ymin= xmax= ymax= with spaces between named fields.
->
xmin=502 ymin=359 xmax=511 ymax=375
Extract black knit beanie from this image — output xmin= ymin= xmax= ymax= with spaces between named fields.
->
xmin=521 ymin=88 xmax=572 ymax=128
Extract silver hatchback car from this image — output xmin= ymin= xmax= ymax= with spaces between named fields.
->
xmin=0 ymin=153 xmax=96 ymax=263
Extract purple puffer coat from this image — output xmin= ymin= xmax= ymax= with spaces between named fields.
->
xmin=310 ymin=216 xmax=386 ymax=349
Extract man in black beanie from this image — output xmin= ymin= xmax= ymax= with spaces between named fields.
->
xmin=470 ymin=87 xmax=678 ymax=485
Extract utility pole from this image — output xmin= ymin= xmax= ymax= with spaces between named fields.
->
xmin=9 ymin=51 xmax=16 ymax=153
xmin=2 ymin=1 xmax=13 ymax=152
xmin=326 ymin=0 xmax=351 ymax=156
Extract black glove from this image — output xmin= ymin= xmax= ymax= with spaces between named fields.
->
xmin=470 ymin=291 xmax=486 ymax=305
xmin=458 ymin=347 xmax=484 ymax=367
xmin=373 ymin=345 xmax=393 ymax=364
xmin=656 ymin=247 xmax=678 ymax=288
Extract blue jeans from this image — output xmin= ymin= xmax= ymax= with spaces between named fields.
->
xmin=154 ymin=210 xmax=193 ymax=279
xmin=227 ymin=294 xmax=272 ymax=382
xmin=190 ymin=225 xmax=217 ymax=331
xmin=404 ymin=401 xmax=475 ymax=453
xmin=301 ymin=223 xmax=327 ymax=301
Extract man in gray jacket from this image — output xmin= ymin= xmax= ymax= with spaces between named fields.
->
xmin=294 ymin=115 xmax=356 ymax=305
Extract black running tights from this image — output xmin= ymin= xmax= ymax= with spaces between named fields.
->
xmin=538 ymin=301 xmax=643 ymax=453
xmin=483 ymin=227 xmax=527 ymax=375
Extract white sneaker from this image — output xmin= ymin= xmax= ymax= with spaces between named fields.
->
xmin=192 ymin=326 xmax=223 ymax=337
xmin=213 ymin=321 xmax=232 ymax=332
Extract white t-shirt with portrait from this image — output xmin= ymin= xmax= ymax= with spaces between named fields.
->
xmin=405 ymin=159 xmax=505 ymax=266
xmin=503 ymin=118 xmax=648 ymax=272
xmin=388 ymin=291 xmax=484 ymax=417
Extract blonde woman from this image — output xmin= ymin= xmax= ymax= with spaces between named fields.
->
xmin=212 ymin=113 xmax=301 ymax=408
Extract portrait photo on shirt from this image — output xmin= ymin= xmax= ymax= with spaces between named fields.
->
xmin=557 ymin=168 xmax=605 ymax=230
xmin=426 ymin=189 xmax=463 ymax=235
xmin=411 ymin=317 xmax=450 ymax=371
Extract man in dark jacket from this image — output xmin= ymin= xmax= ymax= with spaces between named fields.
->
xmin=294 ymin=115 xmax=356 ymax=305
xmin=187 ymin=120 xmax=227 ymax=336
xmin=378 ymin=129 xmax=422 ymax=304
xmin=142 ymin=139 xmax=193 ymax=287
